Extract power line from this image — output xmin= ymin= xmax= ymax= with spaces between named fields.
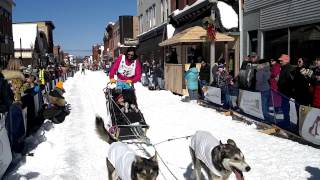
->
xmin=63 ymin=49 xmax=92 ymax=52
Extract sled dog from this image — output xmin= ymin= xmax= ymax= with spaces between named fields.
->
xmin=190 ymin=131 xmax=250 ymax=180
xmin=95 ymin=116 xmax=159 ymax=180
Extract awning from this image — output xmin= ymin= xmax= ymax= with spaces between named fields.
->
xmin=159 ymin=26 xmax=234 ymax=46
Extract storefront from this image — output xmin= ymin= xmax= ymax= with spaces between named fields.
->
xmin=243 ymin=0 xmax=320 ymax=63
xmin=159 ymin=0 xmax=239 ymax=95
xmin=137 ymin=23 xmax=166 ymax=66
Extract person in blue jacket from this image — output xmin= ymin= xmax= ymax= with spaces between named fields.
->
xmin=184 ymin=62 xmax=199 ymax=101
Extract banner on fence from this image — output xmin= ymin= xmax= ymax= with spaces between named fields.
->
xmin=289 ymin=101 xmax=298 ymax=124
xmin=0 ymin=127 xmax=13 ymax=178
xmin=204 ymin=86 xmax=222 ymax=105
xmin=239 ymin=90 xmax=264 ymax=119
xmin=299 ymin=106 xmax=320 ymax=145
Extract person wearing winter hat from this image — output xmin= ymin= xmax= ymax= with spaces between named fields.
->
xmin=49 ymin=81 xmax=66 ymax=107
xmin=56 ymin=81 xmax=64 ymax=91
xmin=277 ymin=54 xmax=295 ymax=128
xmin=292 ymin=57 xmax=312 ymax=106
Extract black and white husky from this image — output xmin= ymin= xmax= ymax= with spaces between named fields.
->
xmin=190 ymin=131 xmax=250 ymax=180
xmin=95 ymin=116 xmax=159 ymax=180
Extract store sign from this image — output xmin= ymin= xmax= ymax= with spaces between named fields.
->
xmin=124 ymin=38 xmax=138 ymax=46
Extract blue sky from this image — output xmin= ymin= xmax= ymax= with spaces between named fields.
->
xmin=13 ymin=0 xmax=137 ymax=56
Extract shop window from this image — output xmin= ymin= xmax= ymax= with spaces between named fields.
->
xmin=187 ymin=45 xmax=202 ymax=64
xmin=290 ymin=23 xmax=320 ymax=65
xmin=248 ymin=30 xmax=257 ymax=55
xmin=264 ymin=28 xmax=288 ymax=60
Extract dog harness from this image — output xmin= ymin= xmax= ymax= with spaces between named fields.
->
xmin=108 ymin=142 xmax=136 ymax=180
xmin=190 ymin=131 xmax=222 ymax=177
xmin=117 ymin=55 xmax=136 ymax=78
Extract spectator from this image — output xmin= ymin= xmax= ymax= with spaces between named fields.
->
xmin=1 ymin=58 xmax=25 ymax=103
xmin=184 ymin=62 xmax=199 ymax=102
xmin=199 ymin=60 xmax=210 ymax=98
xmin=214 ymin=63 xmax=231 ymax=109
xmin=154 ymin=63 xmax=164 ymax=90
xmin=255 ymin=59 xmax=271 ymax=121
xmin=1 ymin=58 xmax=26 ymax=153
xmin=238 ymin=53 xmax=257 ymax=90
xmin=277 ymin=54 xmax=295 ymax=127
xmin=44 ymin=81 xmax=70 ymax=124
xmin=199 ymin=60 xmax=210 ymax=86
xmin=168 ymin=48 xmax=178 ymax=64
xmin=210 ymin=63 xmax=218 ymax=86
xmin=240 ymin=55 xmax=251 ymax=70
xmin=312 ymin=58 xmax=320 ymax=108
xmin=49 ymin=81 xmax=66 ymax=107
xmin=247 ymin=53 xmax=258 ymax=91
xmin=237 ymin=56 xmax=250 ymax=89
xmin=269 ymin=58 xmax=282 ymax=113
xmin=293 ymin=58 xmax=313 ymax=106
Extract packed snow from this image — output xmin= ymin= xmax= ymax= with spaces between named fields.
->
xmin=5 ymin=71 xmax=320 ymax=180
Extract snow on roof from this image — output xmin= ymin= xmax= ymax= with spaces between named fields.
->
xmin=171 ymin=0 xmax=208 ymax=17
xmin=167 ymin=24 xmax=175 ymax=39
xmin=108 ymin=22 xmax=115 ymax=26
xmin=217 ymin=1 xmax=238 ymax=29
xmin=13 ymin=23 xmax=38 ymax=49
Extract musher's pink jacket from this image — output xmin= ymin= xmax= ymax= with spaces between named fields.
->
xmin=109 ymin=55 xmax=142 ymax=83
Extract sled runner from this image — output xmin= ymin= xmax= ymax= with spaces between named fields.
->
xmin=103 ymin=83 xmax=149 ymax=141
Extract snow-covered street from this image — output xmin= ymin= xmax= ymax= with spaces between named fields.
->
xmin=5 ymin=71 xmax=320 ymax=180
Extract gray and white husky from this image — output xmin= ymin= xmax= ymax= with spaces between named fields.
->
xmin=95 ymin=116 xmax=159 ymax=180
xmin=190 ymin=131 xmax=250 ymax=180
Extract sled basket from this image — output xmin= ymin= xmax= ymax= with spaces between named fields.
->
xmin=104 ymin=86 xmax=149 ymax=141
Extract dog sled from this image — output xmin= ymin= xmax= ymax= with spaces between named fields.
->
xmin=103 ymin=84 xmax=149 ymax=141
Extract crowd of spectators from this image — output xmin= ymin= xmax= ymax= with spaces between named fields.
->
xmin=0 ymin=58 xmax=75 ymax=155
xmin=208 ymin=53 xmax=320 ymax=129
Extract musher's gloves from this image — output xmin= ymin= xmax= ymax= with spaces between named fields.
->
xmin=110 ymin=79 xmax=116 ymax=83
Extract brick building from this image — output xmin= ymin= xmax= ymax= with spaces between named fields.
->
xmin=0 ymin=0 xmax=15 ymax=69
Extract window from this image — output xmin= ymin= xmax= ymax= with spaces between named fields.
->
xmin=165 ymin=0 xmax=169 ymax=20
xmin=146 ymin=9 xmax=149 ymax=30
xmin=264 ymin=28 xmax=288 ymax=60
xmin=290 ymin=23 xmax=320 ymax=64
xmin=139 ymin=14 xmax=143 ymax=33
xmin=248 ymin=30 xmax=258 ymax=55
xmin=152 ymin=4 xmax=156 ymax=27
xmin=149 ymin=7 xmax=152 ymax=28
xmin=161 ymin=0 xmax=164 ymax=22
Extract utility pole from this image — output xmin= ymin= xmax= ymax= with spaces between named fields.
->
xmin=20 ymin=38 xmax=22 ymax=59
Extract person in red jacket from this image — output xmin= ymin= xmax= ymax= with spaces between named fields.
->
xmin=269 ymin=59 xmax=282 ymax=112
xmin=109 ymin=47 xmax=142 ymax=89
